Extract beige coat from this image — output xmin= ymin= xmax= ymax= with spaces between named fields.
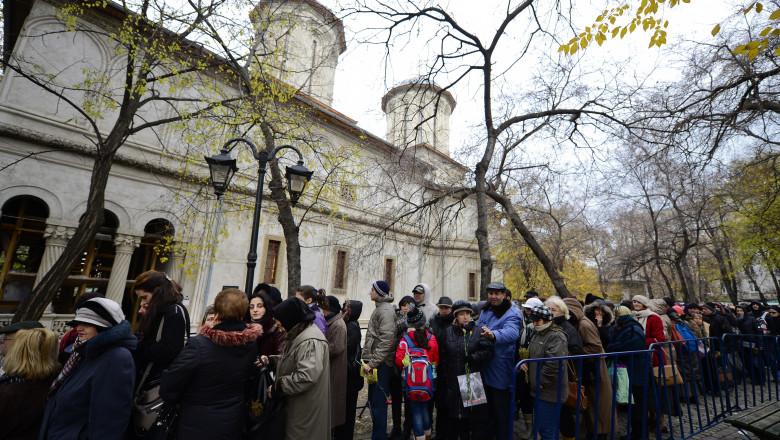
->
xmin=563 ymin=298 xmax=615 ymax=435
xmin=274 ymin=322 xmax=331 ymax=440
xmin=364 ymin=295 xmax=397 ymax=368
xmin=325 ymin=312 xmax=347 ymax=428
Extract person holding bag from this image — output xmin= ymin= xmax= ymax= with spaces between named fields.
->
xmin=438 ymin=300 xmax=494 ymax=439
xmin=160 ymin=288 xmax=262 ymax=440
xmin=131 ymin=271 xmax=190 ymax=437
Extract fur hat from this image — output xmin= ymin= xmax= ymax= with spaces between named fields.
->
xmin=436 ymin=296 xmax=453 ymax=307
xmin=325 ymin=295 xmax=341 ymax=313
xmin=632 ymin=295 xmax=652 ymax=309
xmin=452 ymin=300 xmax=473 ymax=316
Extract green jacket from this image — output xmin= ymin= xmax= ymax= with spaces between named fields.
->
xmin=528 ymin=323 xmax=569 ymax=403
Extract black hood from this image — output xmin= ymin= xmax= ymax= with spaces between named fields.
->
xmin=348 ymin=300 xmax=363 ymax=323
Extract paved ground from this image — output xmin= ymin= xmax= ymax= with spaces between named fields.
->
xmin=354 ymin=377 xmax=780 ymax=439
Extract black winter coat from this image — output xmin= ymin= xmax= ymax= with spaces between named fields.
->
xmin=438 ymin=321 xmax=494 ymax=420
xmin=553 ymin=315 xmax=584 ymax=356
xmin=346 ymin=301 xmax=364 ymax=394
xmin=160 ymin=321 xmax=262 ymax=440
xmin=704 ymin=312 xmax=732 ymax=339
xmin=606 ymin=318 xmax=649 ymax=386
xmin=737 ymin=315 xmax=761 ymax=335
xmin=430 ymin=312 xmax=454 ymax=344
xmin=135 ymin=303 xmax=190 ymax=381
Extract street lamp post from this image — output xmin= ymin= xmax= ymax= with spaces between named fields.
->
xmin=205 ymin=137 xmax=313 ymax=296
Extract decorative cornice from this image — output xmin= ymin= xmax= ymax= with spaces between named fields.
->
xmin=43 ymin=224 xmax=75 ymax=245
xmin=114 ymin=233 xmax=142 ymax=251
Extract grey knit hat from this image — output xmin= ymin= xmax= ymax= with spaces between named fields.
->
xmin=405 ymin=303 xmax=427 ymax=328
xmin=67 ymin=298 xmax=125 ymax=329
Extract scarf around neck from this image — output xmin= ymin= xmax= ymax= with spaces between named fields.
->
xmin=632 ymin=308 xmax=658 ymax=330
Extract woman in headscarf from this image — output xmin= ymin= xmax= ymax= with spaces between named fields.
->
xmin=322 ymin=295 xmax=348 ymax=433
xmin=334 ymin=299 xmax=364 ymax=440
xmin=263 ymin=297 xmax=331 ymax=440
xmin=248 ymin=291 xmax=285 ymax=356
xmin=40 ymin=298 xmax=137 ymax=440
xmin=606 ymin=306 xmax=650 ymax=440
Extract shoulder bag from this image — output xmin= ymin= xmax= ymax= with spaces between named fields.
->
xmin=133 ymin=314 xmax=166 ymax=436
xmin=564 ymin=360 xmax=588 ymax=410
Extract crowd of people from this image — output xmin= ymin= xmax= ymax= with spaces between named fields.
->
xmin=1 ymin=270 xmax=779 ymax=440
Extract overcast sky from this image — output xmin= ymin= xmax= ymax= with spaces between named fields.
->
xmin=326 ymin=0 xmax=734 ymax=158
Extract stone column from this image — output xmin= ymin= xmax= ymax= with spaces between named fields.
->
xmin=169 ymin=244 xmax=185 ymax=284
xmin=34 ymin=224 xmax=77 ymax=288
xmin=105 ymin=234 xmax=141 ymax=304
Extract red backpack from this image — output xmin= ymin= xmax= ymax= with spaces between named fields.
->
xmin=402 ymin=333 xmax=434 ymax=402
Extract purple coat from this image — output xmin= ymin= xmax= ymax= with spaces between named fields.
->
xmin=311 ymin=304 xmax=328 ymax=336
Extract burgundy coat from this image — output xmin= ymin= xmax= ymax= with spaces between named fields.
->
xmin=256 ymin=319 xmax=285 ymax=356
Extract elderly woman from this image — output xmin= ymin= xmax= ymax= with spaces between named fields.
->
xmin=631 ymin=294 xmax=667 ymax=433
xmin=521 ymin=305 xmax=568 ymax=440
xmin=263 ymin=297 xmax=331 ymax=440
xmin=161 ymin=289 xmax=263 ymax=440
xmin=0 ymin=328 xmax=60 ymax=440
xmin=40 ymin=298 xmax=137 ymax=440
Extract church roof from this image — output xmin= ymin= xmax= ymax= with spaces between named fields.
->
xmin=257 ymin=0 xmax=347 ymax=55
xmin=381 ymin=79 xmax=457 ymax=113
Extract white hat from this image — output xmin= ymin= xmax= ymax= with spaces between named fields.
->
xmin=68 ymin=298 xmax=125 ymax=328
xmin=522 ymin=297 xmax=544 ymax=309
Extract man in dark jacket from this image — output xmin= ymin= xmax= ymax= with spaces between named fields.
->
xmin=702 ymin=303 xmax=733 ymax=339
xmin=439 ymin=300 xmax=494 ymax=439
xmin=430 ymin=296 xmax=454 ymax=439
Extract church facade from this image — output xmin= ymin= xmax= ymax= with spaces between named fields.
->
xmin=0 ymin=0 xmax=489 ymax=331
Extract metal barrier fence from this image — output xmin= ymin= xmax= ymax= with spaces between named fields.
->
xmin=509 ymin=335 xmax=780 ymax=440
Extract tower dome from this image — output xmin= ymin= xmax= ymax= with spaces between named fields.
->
xmin=381 ymin=79 xmax=456 ymax=156
xmin=253 ymin=0 xmax=346 ymax=106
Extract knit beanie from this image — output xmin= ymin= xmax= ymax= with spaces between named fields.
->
xmin=405 ymin=303 xmax=427 ymax=329
xmin=632 ymin=295 xmax=652 ymax=309
xmin=373 ymin=280 xmax=390 ymax=297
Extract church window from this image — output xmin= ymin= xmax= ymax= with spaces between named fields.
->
xmin=334 ymin=250 xmax=347 ymax=290
xmin=264 ymin=239 xmax=281 ymax=284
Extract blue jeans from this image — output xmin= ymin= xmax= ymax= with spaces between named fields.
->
xmin=409 ymin=400 xmax=431 ymax=437
xmin=368 ymin=363 xmax=392 ymax=440
xmin=534 ymin=400 xmax=560 ymax=440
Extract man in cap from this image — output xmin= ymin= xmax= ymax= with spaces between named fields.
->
xmin=411 ymin=283 xmax=438 ymax=321
xmin=429 ymin=296 xmax=455 ymax=439
xmin=475 ymin=281 xmax=522 ymax=440
xmin=363 ymin=280 xmax=396 ymax=440
xmin=0 ymin=321 xmax=44 ymax=375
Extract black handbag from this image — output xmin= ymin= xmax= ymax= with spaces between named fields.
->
xmin=244 ymin=362 xmax=285 ymax=440
xmin=146 ymin=404 xmax=179 ymax=440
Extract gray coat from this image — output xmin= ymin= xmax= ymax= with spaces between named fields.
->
xmin=364 ymin=295 xmax=396 ymax=368
xmin=325 ymin=312 xmax=347 ymax=427
xmin=528 ymin=323 xmax=569 ymax=403
xmin=273 ymin=322 xmax=331 ymax=440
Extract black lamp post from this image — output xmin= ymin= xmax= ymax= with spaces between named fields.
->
xmin=204 ymin=137 xmax=313 ymax=295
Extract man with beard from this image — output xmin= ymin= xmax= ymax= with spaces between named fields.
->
xmin=475 ymin=282 xmax=522 ymax=440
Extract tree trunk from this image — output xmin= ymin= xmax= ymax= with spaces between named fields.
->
xmin=711 ymin=243 xmax=738 ymax=305
xmin=13 ymin=154 xmax=114 ymax=321
xmin=487 ymin=189 xmax=572 ymax=298
xmin=474 ymin=143 xmax=494 ymax=301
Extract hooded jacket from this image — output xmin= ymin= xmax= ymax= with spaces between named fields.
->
xmin=40 ymin=321 xmax=137 ymax=440
xmin=160 ymin=321 xmax=263 ymax=440
xmin=475 ymin=299 xmax=522 ymax=390
xmin=414 ymin=283 xmax=438 ymax=321
xmin=564 ymin=298 xmax=614 ymax=435
xmin=346 ymin=301 xmax=364 ymax=393
xmin=325 ymin=311 xmax=348 ymax=427
xmin=606 ymin=315 xmax=649 ymax=386
xmin=365 ymin=293 xmax=397 ymax=368
xmin=584 ymin=301 xmax=614 ymax=350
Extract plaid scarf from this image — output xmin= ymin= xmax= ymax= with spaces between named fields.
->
xmin=49 ymin=338 xmax=83 ymax=397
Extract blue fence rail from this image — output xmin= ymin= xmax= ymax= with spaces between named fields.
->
xmin=508 ymin=334 xmax=780 ymax=440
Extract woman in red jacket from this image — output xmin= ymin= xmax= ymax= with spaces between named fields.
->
xmin=632 ymin=294 xmax=668 ymax=433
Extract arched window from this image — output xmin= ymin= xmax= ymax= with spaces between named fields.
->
xmin=126 ymin=219 xmax=175 ymax=325
xmin=50 ymin=211 xmax=120 ymax=313
xmin=0 ymin=196 xmax=48 ymax=312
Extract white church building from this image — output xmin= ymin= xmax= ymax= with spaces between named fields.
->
xmin=0 ymin=0 xmax=489 ymax=331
